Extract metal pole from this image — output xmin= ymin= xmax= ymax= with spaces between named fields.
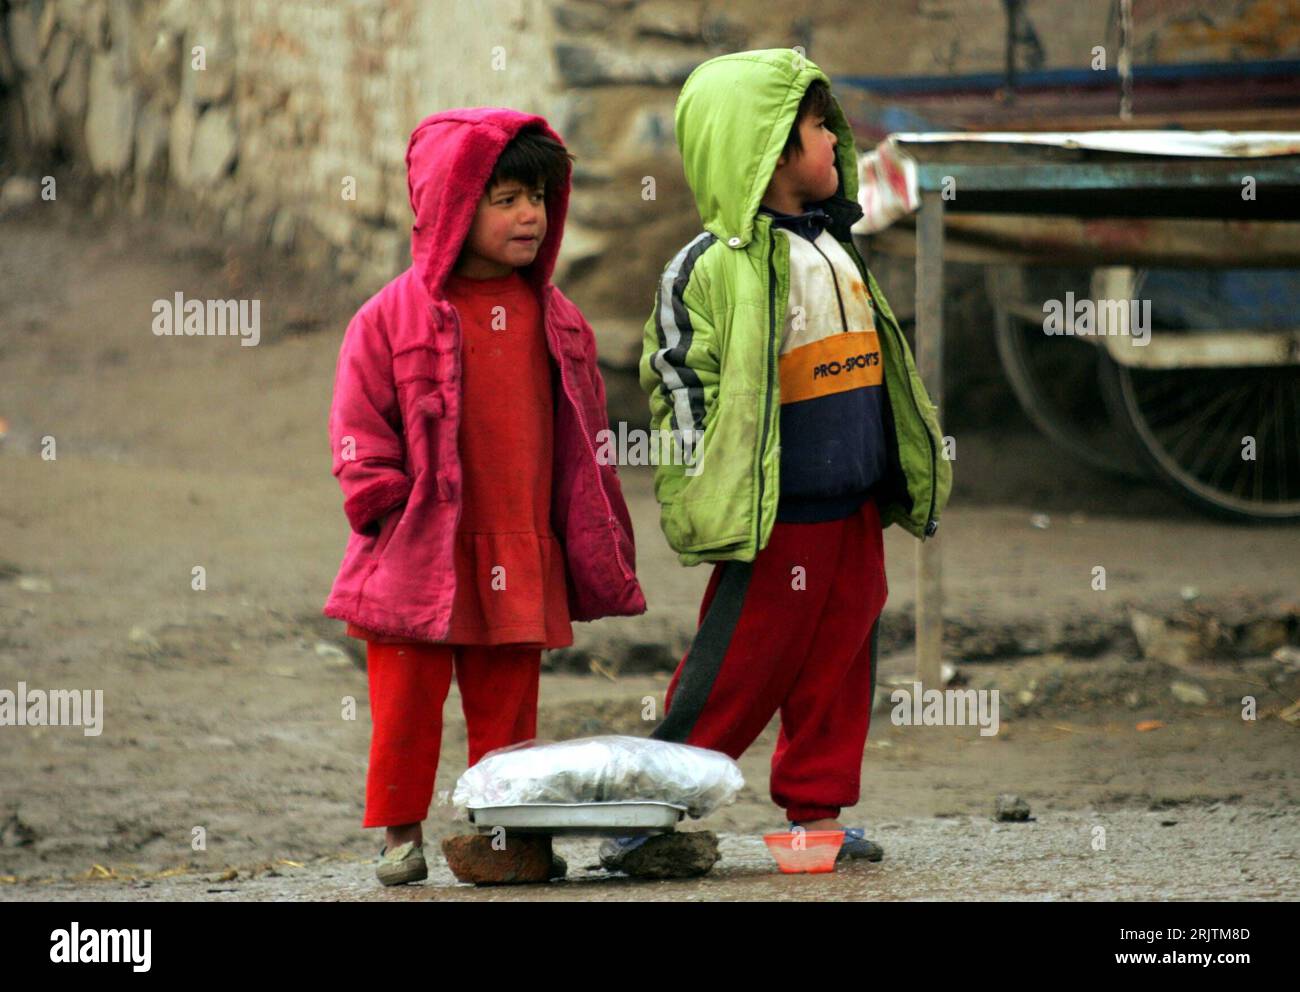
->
xmin=914 ymin=191 xmax=945 ymax=689
xmin=1118 ymin=0 xmax=1134 ymax=120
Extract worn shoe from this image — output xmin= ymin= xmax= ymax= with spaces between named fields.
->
xmin=788 ymin=822 xmax=884 ymax=863
xmin=597 ymin=834 xmax=651 ymax=872
xmin=836 ymin=827 xmax=884 ymax=862
xmin=376 ymin=840 xmax=428 ymax=885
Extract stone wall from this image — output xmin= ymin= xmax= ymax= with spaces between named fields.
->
xmin=1 ymin=0 xmax=572 ymax=290
xmin=0 ymin=0 xmax=1109 ymax=308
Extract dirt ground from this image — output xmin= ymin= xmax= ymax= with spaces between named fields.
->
xmin=1 ymin=207 xmax=1297 ymax=901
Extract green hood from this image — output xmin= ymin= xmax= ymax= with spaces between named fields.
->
xmin=674 ymin=49 xmax=860 ymax=248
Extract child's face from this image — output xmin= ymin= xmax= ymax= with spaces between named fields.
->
xmin=776 ymin=111 xmax=840 ymax=205
xmin=456 ymin=179 xmax=547 ymax=278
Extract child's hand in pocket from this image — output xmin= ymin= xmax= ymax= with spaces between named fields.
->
xmin=370 ymin=508 xmax=398 ymax=542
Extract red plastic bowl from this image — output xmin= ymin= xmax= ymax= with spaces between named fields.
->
xmin=762 ymin=830 xmax=843 ymax=873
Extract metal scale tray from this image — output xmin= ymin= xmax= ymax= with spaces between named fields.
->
xmin=467 ymin=800 xmax=688 ymax=836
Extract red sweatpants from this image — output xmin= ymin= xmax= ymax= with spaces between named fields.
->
xmin=362 ymin=642 xmax=541 ymax=828
xmin=653 ymin=496 xmax=888 ymax=823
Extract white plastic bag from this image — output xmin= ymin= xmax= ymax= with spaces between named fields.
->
xmin=453 ymin=735 xmax=744 ymax=819
xmin=852 ymin=135 xmax=920 ymax=235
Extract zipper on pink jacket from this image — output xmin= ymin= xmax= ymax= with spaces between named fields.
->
xmin=543 ymin=287 xmax=633 ymax=582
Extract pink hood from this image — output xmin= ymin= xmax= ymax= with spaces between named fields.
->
xmin=406 ymin=108 xmax=570 ymax=298
xmin=322 ymin=108 xmax=646 ymax=641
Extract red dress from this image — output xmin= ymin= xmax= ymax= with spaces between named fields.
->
xmin=347 ymin=268 xmax=573 ymax=648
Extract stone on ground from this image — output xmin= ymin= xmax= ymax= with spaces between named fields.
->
xmin=601 ymin=831 xmax=720 ymax=879
xmin=441 ymin=833 xmax=558 ymax=885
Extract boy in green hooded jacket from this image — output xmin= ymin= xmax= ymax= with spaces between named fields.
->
xmin=614 ymin=49 xmax=950 ymax=866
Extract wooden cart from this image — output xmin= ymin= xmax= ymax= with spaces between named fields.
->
xmin=855 ymin=130 xmax=1300 ymax=685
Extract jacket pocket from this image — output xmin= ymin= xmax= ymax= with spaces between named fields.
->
xmin=658 ymin=391 xmax=756 ymax=555
xmin=558 ymin=324 xmax=589 ymax=359
xmin=373 ymin=468 xmax=423 ymax=562
xmin=662 ymin=497 xmax=750 ymax=555
xmin=393 ymin=346 xmax=443 ymax=385
xmin=371 ymin=505 xmax=402 ymax=559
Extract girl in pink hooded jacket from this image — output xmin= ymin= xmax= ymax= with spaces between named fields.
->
xmin=322 ymin=109 xmax=645 ymax=883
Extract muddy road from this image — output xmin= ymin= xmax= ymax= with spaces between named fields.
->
xmin=1 ymin=209 xmax=1297 ymax=901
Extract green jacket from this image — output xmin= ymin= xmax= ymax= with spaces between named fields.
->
xmin=639 ymin=49 xmax=952 ymax=566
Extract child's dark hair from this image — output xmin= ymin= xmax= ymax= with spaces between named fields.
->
xmin=782 ymin=79 xmax=833 ymax=157
xmin=488 ymin=127 xmax=574 ymax=195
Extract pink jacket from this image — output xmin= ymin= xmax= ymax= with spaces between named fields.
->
xmin=322 ymin=108 xmax=646 ymax=641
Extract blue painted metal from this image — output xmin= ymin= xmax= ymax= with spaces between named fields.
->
xmin=1144 ymin=270 xmax=1300 ymax=330
xmin=836 ymin=59 xmax=1300 ymax=97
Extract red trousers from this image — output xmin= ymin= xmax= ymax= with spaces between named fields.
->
xmin=653 ymin=497 xmax=888 ymax=823
xmin=362 ymin=642 xmax=541 ymax=828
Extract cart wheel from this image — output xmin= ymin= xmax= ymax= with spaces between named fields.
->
xmin=986 ymin=266 xmax=1143 ymax=480
xmin=1098 ymin=352 xmax=1300 ymax=521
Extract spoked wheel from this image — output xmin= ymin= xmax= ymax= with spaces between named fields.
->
xmin=1099 ymin=354 xmax=1300 ymax=521
xmin=986 ymin=266 xmax=1143 ymax=480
